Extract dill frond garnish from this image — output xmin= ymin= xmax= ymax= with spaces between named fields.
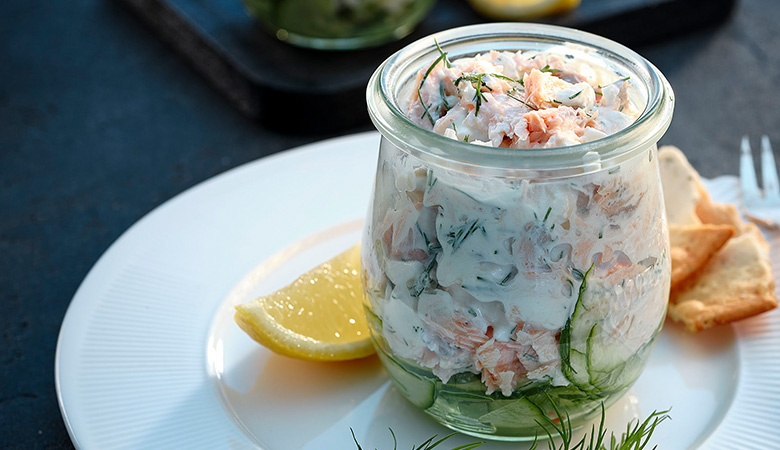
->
xmin=595 ymin=76 xmax=631 ymax=99
xmin=350 ymin=404 xmax=670 ymax=450
xmin=538 ymin=401 xmax=671 ymax=450
xmin=454 ymin=72 xmax=522 ymax=85
xmin=435 ymin=39 xmax=452 ymax=69
xmin=569 ymin=90 xmax=582 ymax=100
xmin=453 ymin=73 xmax=494 ymax=116
xmin=598 ymin=76 xmax=630 ymax=89
xmin=351 ymin=428 xmax=483 ymax=450
xmin=418 ymin=39 xmax=452 ymax=126
xmin=473 ymin=75 xmax=488 ymax=116
xmin=541 ymin=64 xmax=563 ymax=73
xmin=507 ymin=92 xmax=537 ymax=110
xmin=453 ymin=72 xmax=523 ymax=117
xmin=489 ymin=73 xmax=523 ymax=84
xmin=440 ymin=83 xmax=450 ymax=109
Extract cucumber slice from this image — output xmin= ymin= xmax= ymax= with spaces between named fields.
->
xmin=560 ymin=266 xmax=601 ymax=393
xmin=561 ymin=266 xmax=660 ymax=395
xmin=440 ymin=371 xmax=486 ymax=396
xmin=376 ymin=350 xmax=436 ymax=410
xmin=478 ymin=397 xmax=546 ymax=429
xmin=587 ymin=325 xmax=658 ymax=393
xmin=587 ymin=322 xmax=635 ymax=373
xmin=559 ymin=269 xmax=661 ymax=398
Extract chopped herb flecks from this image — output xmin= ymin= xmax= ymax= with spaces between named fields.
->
xmin=409 ymin=257 xmax=437 ymax=297
xmin=447 ymin=219 xmax=484 ymax=252
xmin=440 ymin=83 xmax=450 ymax=110
xmin=499 ymin=267 xmax=518 ymax=286
xmin=426 ymin=169 xmax=437 ymax=189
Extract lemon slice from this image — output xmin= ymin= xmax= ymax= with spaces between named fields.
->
xmin=234 ymin=243 xmax=374 ymax=361
xmin=467 ymin=0 xmax=580 ymax=20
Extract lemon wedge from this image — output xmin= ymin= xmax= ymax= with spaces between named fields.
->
xmin=467 ymin=0 xmax=580 ymax=20
xmin=234 ymin=243 xmax=374 ymax=361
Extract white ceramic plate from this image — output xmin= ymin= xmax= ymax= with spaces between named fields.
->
xmin=56 ymin=132 xmax=780 ymax=449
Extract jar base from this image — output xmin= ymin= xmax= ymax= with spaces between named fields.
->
xmin=371 ymin=335 xmax=612 ymax=442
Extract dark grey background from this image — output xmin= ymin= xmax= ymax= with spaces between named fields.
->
xmin=1 ymin=0 xmax=778 ymax=448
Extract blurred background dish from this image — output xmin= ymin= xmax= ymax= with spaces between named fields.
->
xmin=467 ymin=0 xmax=580 ymax=20
xmin=242 ymin=0 xmax=436 ymax=49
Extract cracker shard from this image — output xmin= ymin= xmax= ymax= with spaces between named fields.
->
xmin=669 ymin=228 xmax=776 ymax=332
xmin=669 ymin=224 xmax=734 ymax=289
xmin=659 ymin=145 xmax=778 ymax=332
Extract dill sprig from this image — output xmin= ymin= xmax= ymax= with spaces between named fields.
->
xmin=453 ymin=73 xmax=494 ymax=116
xmin=440 ymin=83 xmax=450 ymax=109
xmin=541 ymin=64 xmax=563 ymax=73
xmin=595 ymin=76 xmax=630 ymax=98
xmin=598 ymin=77 xmax=631 ymax=89
xmin=351 ymin=428 xmax=483 ymax=450
xmin=473 ymin=75 xmax=490 ymax=116
xmin=531 ymin=401 xmax=672 ymax=450
xmin=488 ymin=73 xmax=524 ymax=84
xmin=454 ymin=72 xmax=523 ymax=85
xmin=350 ymin=404 xmax=670 ymax=450
xmin=507 ymin=92 xmax=537 ymax=110
xmin=453 ymin=72 xmax=523 ymax=117
xmin=418 ymin=39 xmax=452 ymax=126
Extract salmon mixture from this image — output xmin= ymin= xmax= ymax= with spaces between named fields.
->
xmin=404 ymin=46 xmax=639 ymax=148
xmin=363 ymin=46 xmax=669 ymax=397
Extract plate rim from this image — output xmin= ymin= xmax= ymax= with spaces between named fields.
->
xmin=54 ymin=131 xmax=382 ymax=449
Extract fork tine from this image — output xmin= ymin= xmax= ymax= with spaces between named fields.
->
xmin=760 ymin=135 xmax=780 ymax=199
xmin=741 ymin=135 xmax=761 ymax=200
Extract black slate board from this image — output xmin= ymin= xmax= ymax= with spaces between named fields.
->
xmin=116 ymin=0 xmax=735 ymax=133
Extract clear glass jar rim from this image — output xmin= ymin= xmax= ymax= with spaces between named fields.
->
xmin=366 ymin=23 xmax=674 ymax=171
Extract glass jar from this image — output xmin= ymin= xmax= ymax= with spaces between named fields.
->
xmin=242 ymin=0 xmax=436 ymax=50
xmin=362 ymin=23 xmax=674 ymax=440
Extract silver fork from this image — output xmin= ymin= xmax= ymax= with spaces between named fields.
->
xmin=740 ymin=135 xmax=780 ymax=227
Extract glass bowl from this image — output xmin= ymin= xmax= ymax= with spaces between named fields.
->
xmin=361 ymin=23 xmax=674 ymax=440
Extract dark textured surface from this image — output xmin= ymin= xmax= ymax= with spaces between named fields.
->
xmin=0 ymin=0 xmax=778 ymax=448
xmin=115 ymin=0 xmax=733 ymax=130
